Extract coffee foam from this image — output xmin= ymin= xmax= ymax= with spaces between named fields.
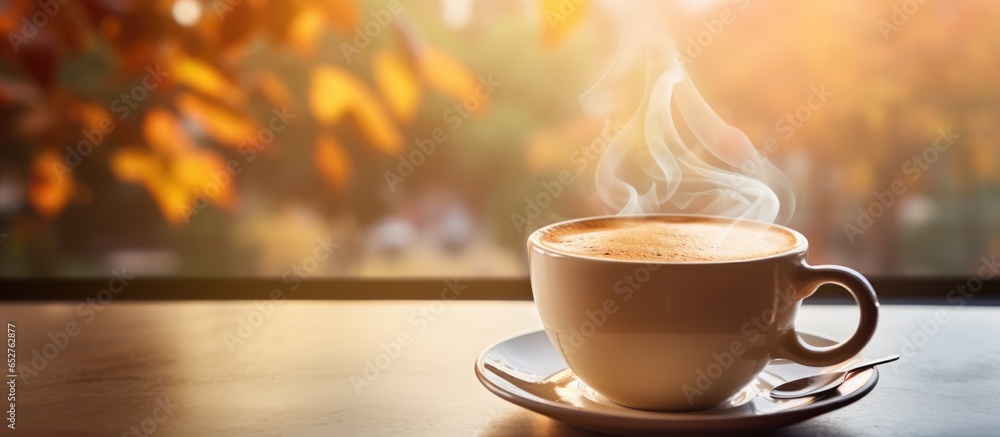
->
xmin=536 ymin=216 xmax=799 ymax=262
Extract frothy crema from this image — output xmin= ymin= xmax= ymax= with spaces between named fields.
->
xmin=536 ymin=216 xmax=799 ymax=262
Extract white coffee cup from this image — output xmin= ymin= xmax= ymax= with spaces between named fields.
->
xmin=528 ymin=214 xmax=879 ymax=411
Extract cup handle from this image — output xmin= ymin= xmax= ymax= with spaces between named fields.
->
xmin=775 ymin=264 xmax=880 ymax=367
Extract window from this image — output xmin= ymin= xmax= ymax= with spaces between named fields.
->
xmin=0 ymin=1 xmax=995 ymax=278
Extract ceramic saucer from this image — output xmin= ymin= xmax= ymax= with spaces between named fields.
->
xmin=475 ymin=330 xmax=879 ymax=435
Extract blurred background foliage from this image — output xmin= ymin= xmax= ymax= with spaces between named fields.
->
xmin=0 ymin=0 xmax=997 ymax=278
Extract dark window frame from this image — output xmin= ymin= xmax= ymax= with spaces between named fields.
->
xmin=1 ymin=277 xmax=998 ymax=305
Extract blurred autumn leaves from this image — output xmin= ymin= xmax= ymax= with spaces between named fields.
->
xmin=5 ymin=0 xmax=999 ymax=278
xmin=1 ymin=0 xmax=485 ymax=225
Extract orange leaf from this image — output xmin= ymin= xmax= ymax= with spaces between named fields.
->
xmin=541 ymin=0 xmax=588 ymax=46
xmin=315 ymin=134 xmax=352 ymax=193
xmin=28 ymin=150 xmax=74 ymax=217
xmin=176 ymin=92 xmax=257 ymax=147
xmin=420 ymin=46 xmax=485 ymax=112
xmin=74 ymin=102 xmax=113 ymax=132
xmin=309 ymin=66 xmax=356 ymax=124
xmin=143 ymin=108 xmax=194 ymax=155
xmin=256 ymin=70 xmax=296 ymax=110
xmin=0 ymin=6 xmax=22 ymax=35
xmin=373 ymin=49 xmax=422 ymax=122
xmin=171 ymin=57 xmax=244 ymax=106
xmin=324 ymin=0 xmax=359 ymax=33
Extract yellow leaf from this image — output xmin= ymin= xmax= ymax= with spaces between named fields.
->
xmin=420 ymin=46 xmax=484 ymax=112
xmin=145 ymin=175 xmax=193 ymax=226
xmin=311 ymin=65 xmax=402 ymax=153
xmin=170 ymin=151 xmax=238 ymax=211
xmin=309 ymin=66 xmax=357 ymax=124
xmin=542 ymin=0 xmax=588 ymax=46
xmin=136 ymin=107 xmax=242 ymax=222
xmin=315 ymin=134 xmax=352 ymax=193
xmin=170 ymin=152 xmax=217 ymax=190
xmin=373 ymin=49 xmax=422 ymax=122
xmin=176 ymin=92 xmax=258 ymax=147
xmin=28 ymin=150 xmax=74 ymax=217
xmin=113 ymin=147 xmax=237 ymax=225
xmin=143 ymin=108 xmax=193 ymax=155
xmin=110 ymin=148 xmax=159 ymax=184
xmin=350 ymin=85 xmax=404 ymax=154
xmin=172 ymin=57 xmax=244 ymax=106
xmin=287 ymin=7 xmax=325 ymax=57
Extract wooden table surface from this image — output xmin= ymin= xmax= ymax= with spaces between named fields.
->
xmin=3 ymin=301 xmax=999 ymax=436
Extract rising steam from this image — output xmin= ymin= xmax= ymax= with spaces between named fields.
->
xmin=582 ymin=2 xmax=795 ymax=225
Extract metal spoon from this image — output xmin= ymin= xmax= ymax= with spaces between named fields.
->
xmin=769 ymin=355 xmax=900 ymax=399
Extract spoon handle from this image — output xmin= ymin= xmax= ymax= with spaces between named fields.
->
xmin=844 ymin=354 xmax=900 ymax=373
